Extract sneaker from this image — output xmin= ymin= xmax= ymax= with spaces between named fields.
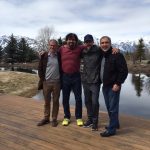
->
xmin=91 ymin=123 xmax=98 ymax=131
xmin=62 ymin=118 xmax=70 ymax=126
xmin=77 ymin=119 xmax=83 ymax=126
xmin=100 ymin=130 xmax=116 ymax=137
xmin=83 ymin=119 xmax=93 ymax=128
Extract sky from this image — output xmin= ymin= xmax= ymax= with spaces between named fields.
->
xmin=0 ymin=0 xmax=150 ymax=42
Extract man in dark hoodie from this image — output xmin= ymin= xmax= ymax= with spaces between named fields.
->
xmin=81 ymin=34 xmax=119 ymax=131
xmin=99 ymin=36 xmax=128 ymax=137
xmin=81 ymin=34 xmax=101 ymax=131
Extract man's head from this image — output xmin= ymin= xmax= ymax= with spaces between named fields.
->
xmin=48 ymin=39 xmax=58 ymax=53
xmin=100 ymin=36 xmax=111 ymax=52
xmin=84 ymin=34 xmax=94 ymax=48
xmin=65 ymin=33 xmax=78 ymax=49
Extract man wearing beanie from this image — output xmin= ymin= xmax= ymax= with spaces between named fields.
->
xmin=81 ymin=34 xmax=101 ymax=131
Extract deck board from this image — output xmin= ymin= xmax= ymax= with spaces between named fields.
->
xmin=0 ymin=94 xmax=150 ymax=150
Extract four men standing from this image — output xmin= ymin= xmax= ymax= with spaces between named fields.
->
xmin=37 ymin=34 xmax=128 ymax=137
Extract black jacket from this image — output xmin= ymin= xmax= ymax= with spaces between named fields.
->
xmin=81 ymin=45 xmax=101 ymax=84
xmin=38 ymin=51 xmax=62 ymax=90
xmin=100 ymin=47 xmax=128 ymax=86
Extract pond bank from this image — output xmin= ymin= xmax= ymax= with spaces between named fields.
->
xmin=1 ymin=61 xmax=150 ymax=75
xmin=127 ymin=62 xmax=150 ymax=75
xmin=1 ymin=62 xmax=150 ymax=98
xmin=0 ymin=71 xmax=38 ymax=98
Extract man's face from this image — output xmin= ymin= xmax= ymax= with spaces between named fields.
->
xmin=48 ymin=41 xmax=57 ymax=53
xmin=100 ymin=38 xmax=111 ymax=52
xmin=66 ymin=36 xmax=77 ymax=49
xmin=84 ymin=40 xmax=94 ymax=49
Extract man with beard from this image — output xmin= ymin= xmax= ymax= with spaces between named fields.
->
xmin=60 ymin=33 xmax=84 ymax=126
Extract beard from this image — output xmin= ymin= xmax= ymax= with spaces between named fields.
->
xmin=68 ymin=42 xmax=76 ymax=50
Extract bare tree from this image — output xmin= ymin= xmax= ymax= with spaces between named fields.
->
xmin=36 ymin=26 xmax=55 ymax=52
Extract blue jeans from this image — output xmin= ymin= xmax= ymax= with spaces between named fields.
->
xmin=83 ymin=83 xmax=100 ymax=123
xmin=62 ymin=72 xmax=82 ymax=119
xmin=102 ymin=85 xmax=121 ymax=134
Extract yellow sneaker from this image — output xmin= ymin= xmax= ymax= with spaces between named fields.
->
xmin=77 ymin=119 xmax=83 ymax=126
xmin=62 ymin=118 xmax=70 ymax=126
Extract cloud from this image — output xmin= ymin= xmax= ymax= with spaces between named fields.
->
xmin=0 ymin=0 xmax=150 ymax=41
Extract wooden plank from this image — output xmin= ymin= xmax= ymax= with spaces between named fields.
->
xmin=0 ymin=94 xmax=150 ymax=150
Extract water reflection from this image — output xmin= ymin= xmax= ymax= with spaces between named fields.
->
xmin=131 ymin=73 xmax=150 ymax=96
xmin=107 ymin=73 xmax=150 ymax=119
xmin=131 ymin=73 xmax=144 ymax=97
xmin=33 ymin=73 xmax=150 ymax=119
xmin=144 ymin=76 xmax=150 ymax=94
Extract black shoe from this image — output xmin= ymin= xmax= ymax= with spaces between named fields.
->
xmin=37 ymin=119 xmax=50 ymax=126
xmin=91 ymin=123 xmax=98 ymax=131
xmin=105 ymin=125 xmax=120 ymax=130
xmin=83 ymin=119 xmax=93 ymax=128
xmin=51 ymin=120 xmax=58 ymax=127
xmin=100 ymin=130 xmax=116 ymax=137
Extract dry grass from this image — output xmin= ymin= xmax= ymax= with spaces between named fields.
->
xmin=127 ymin=61 xmax=150 ymax=75
xmin=0 ymin=71 xmax=39 ymax=97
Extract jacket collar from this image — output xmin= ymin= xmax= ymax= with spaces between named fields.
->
xmin=101 ymin=46 xmax=112 ymax=58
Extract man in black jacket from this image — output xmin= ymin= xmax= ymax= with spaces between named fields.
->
xmin=99 ymin=36 xmax=128 ymax=137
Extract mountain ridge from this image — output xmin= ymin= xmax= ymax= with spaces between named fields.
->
xmin=0 ymin=35 xmax=150 ymax=52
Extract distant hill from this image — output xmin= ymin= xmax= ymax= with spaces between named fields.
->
xmin=0 ymin=35 xmax=150 ymax=52
xmin=113 ymin=40 xmax=150 ymax=52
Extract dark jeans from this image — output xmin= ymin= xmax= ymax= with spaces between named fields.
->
xmin=43 ymin=81 xmax=60 ymax=120
xmin=62 ymin=72 xmax=82 ymax=119
xmin=102 ymin=85 xmax=121 ymax=134
xmin=83 ymin=83 xmax=100 ymax=123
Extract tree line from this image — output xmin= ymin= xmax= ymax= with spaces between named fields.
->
xmin=0 ymin=34 xmax=38 ymax=64
xmin=124 ymin=38 xmax=150 ymax=64
xmin=0 ymin=26 xmax=150 ymax=65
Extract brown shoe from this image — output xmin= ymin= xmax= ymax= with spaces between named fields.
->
xmin=51 ymin=120 xmax=58 ymax=127
xmin=37 ymin=119 xmax=50 ymax=126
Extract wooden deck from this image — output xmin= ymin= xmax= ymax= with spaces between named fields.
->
xmin=0 ymin=94 xmax=150 ymax=150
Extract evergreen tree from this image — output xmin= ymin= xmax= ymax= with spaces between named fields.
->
xmin=58 ymin=37 xmax=63 ymax=47
xmin=0 ymin=46 xmax=3 ymax=62
xmin=136 ymin=38 xmax=145 ymax=63
xmin=18 ymin=38 xmax=29 ymax=63
xmin=25 ymin=47 xmax=38 ymax=62
xmin=78 ymin=39 xmax=83 ymax=45
xmin=3 ymin=34 xmax=18 ymax=64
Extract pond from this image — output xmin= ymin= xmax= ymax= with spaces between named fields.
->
xmin=100 ymin=73 xmax=150 ymax=119
xmin=1 ymin=66 xmax=148 ymax=119
xmin=33 ymin=73 xmax=150 ymax=119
